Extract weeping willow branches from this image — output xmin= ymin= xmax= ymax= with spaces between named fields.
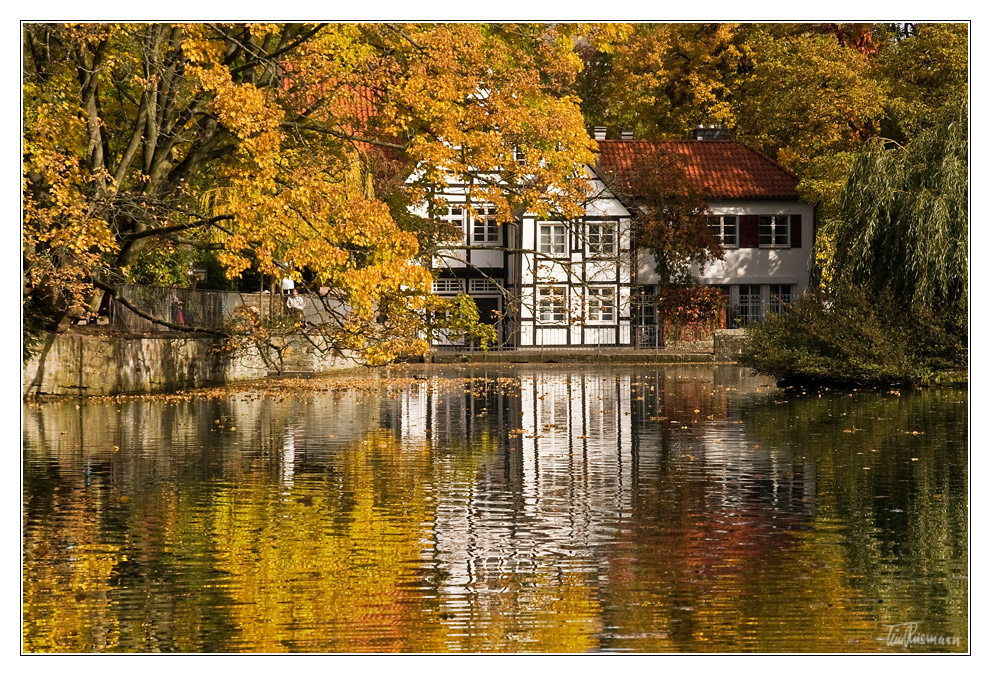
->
xmin=826 ymin=100 xmax=967 ymax=314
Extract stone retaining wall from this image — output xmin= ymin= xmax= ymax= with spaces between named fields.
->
xmin=22 ymin=331 xmax=358 ymax=397
xmin=713 ymin=329 xmax=750 ymax=361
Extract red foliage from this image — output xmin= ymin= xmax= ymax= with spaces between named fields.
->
xmin=656 ymin=286 xmax=727 ymax=342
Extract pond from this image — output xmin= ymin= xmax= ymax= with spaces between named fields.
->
xmin=22 ymin=364 xmax=968 ymax=653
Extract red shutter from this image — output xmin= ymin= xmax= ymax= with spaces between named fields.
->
xmin=790 ymin=214 xmax=802 ymax=248
xmin=740 ymin=215 xmax=759 ymax=248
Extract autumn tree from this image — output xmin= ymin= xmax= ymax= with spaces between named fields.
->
xmin=598 ymin=144 xmax=722 ymax=285
xmin=576 ymin=22 xmax=967 ymax=279
xmin=23 ymin=23 xmax=596 ymax=363
xmin=877 ymin=22 xmax=969 ymax=142
xmin=582 ymin=23 xmax=747 ymax=140
xmin=743 ymin=100 xmax=967 ymax=386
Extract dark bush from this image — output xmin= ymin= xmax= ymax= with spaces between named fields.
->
xmin=740 ymin=287 xmax=966 ymax=387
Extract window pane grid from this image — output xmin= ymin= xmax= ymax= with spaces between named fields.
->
xmin=588 ymin=287 xmax=615 ymax=322
xmin=736 ymin=284 xmax=764 ymax=324
xmin=707 ymin=215 xmax=738 ymax=247
xmin=769 ymin=284 xmax=792 ymax=314
xmin=539 ymin=224 xmax=567 ymax=255
xmin=432 ymin=278 xmax=463 ymax=294
xmin=440 ymin=206 xmax=465 ymax=245
xmin=759 ymin=216 xmax=789 ymax=247
xmin=469 ymin=278 xmax=498 ymax=293
xmin=588 ymin=222 xmax=617 ymax=255
xmin=472 ymin=207 xmax=500 ymax=244
xmin=538 ymin=286 xmax=566 ymax=323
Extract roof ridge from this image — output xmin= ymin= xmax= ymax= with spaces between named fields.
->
xmin=733 ymin=142 xmax=800 ymax=181
xmin=593 ymin=137 xmax=800 ymax=200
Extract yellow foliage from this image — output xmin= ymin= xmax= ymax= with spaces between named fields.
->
xmin=24 ymin=23 xmax=595 ymax=355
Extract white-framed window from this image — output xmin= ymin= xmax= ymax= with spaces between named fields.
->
xmin=439 ymin=205 xmax=465 ymax=244
xmin=442 ymin=205 xmax=464 ymax=224
xmin=433 ymin=278 xmax=464 ymax=294
xmin=587 ymin=221 xmax=617 ymax=255
xmin=708 ymin=215 xmax=738 ymax=247
xmin=538 ymin=223 xmax=567 ymax=256
xmin=469 ymin=278 xmax=499 ymax=293
xmin=472 ymin=206 xmax=500 ymax=244
xmin=759 ymin=215 xmax=789 ymax=247
xmin=587 ymin=287 xmax=615 ymax=323
xmin=734 ymin=284 xmax=764 ymax=325
xmin=537 ymin=286 xmax=567 ymax=323
xmin=769 ymin=284 xmax=792 ymax=314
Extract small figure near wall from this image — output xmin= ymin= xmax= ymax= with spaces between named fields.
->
xmin=286 ymin=287 xmax=305 ymax=325
xmin=168 ymin=286 xmax=185 ymax=325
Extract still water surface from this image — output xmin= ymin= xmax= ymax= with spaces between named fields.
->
xmin=23 ymin=365 xmax=968 ymax=653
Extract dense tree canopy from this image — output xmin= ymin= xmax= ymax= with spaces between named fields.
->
xmin=577 ymin=22 xmax=968 ymax=218
xmin=23 ymin=22 xmax=969 ymax=366
xmin=23 ymin=22 xmax=596 ymax=360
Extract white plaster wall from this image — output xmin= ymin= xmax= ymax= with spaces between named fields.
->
xmin=636 ymin=200 xmax=814 ymax=294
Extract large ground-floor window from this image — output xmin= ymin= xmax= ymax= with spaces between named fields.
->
xmin=735 ymin=284 xmax=764 ymax=325
xmin=728 ymin=283 xmax=794 ymax=326
xmin=586 ymin=287 xmax=615 ymax=322
xmin=768 ymin=284 xmax=793 ymax=315
xmin=537 ymin=286 xmax=567 ymax=323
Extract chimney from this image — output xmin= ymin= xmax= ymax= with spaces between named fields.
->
xmin=620 ymin=130 xmax=634 ymax=141
xmin=695 ymin=124 xmax=728 ymax=141
xmin=593 ymin=126 xmax=607 ymax=141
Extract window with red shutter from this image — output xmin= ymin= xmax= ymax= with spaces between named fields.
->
xmin=790 ymin=214 xmax=802 ymax=248
xmin=740 ymin=215 xmax=759 ymax=248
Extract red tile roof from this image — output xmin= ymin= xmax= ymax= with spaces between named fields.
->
xmin=595 ymin=140 xmax=799 ymax=200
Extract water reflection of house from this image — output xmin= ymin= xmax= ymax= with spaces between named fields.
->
xmin=390 ymin=368 xmax=817 ymax=611
xmin=397 ymin=369 xmax=814 ymax=589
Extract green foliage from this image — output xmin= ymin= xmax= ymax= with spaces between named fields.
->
xmin=879 ymin=23 xmax=969 ymax=142
xmin=22 ymin=296 xmax=58 ymax=364
xmin=426 ymin=293 xmax=498 ymax=350
xmin=123 ymin=239 xmax=194 ymax=288
xmin=740 ymin=287 xmax=966 ymax=387
xmin=826 ymin=100 xmax=968 ymax=313
xmin=734 ymin=29 xmax=887 ymax=178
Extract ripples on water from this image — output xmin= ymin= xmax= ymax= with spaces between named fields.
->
xmin=22 ymin=365 xmax=968 ymax=653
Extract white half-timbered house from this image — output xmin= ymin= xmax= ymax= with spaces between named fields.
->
xmin=515 ymin=170 xmax=633 ymax=347
xmin=417 ymin=127 xmax=813 ymax=349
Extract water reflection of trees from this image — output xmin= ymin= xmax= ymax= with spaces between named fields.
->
xmin=739 ymin=387 xmax=968 ymax=643
xmin=22 ymin=369 xmax=967 ymax=652
xmin=400 ymin=367 xmax=966 ymax=652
